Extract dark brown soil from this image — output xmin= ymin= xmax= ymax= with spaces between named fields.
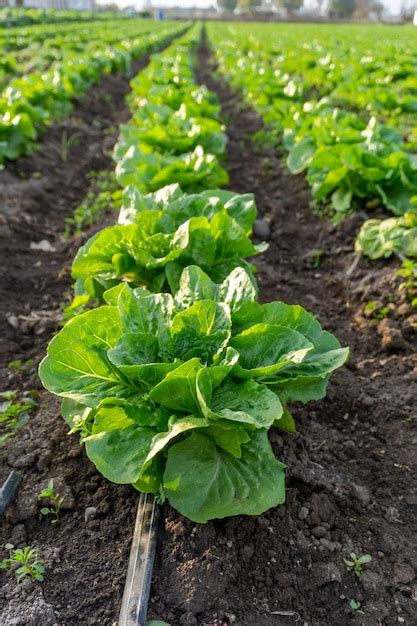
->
xmin=0 ymin=54 xmax=161 ymax=625
xmin=147 ymin=42 xmax=417 ymax=626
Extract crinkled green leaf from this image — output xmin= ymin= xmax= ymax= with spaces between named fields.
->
xmin=163 ymin=430 xmax=286 ymax=523
xmin=39 ymin=307 xmax=127 ymax=406
xmin=231 ymin=323 xmax=313 ymax=378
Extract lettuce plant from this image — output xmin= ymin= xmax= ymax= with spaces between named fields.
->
xmin=114 ymin=144 xmax=228 ymax=193
xmin=70 ymin=184 xmax=266 ymax=308
xmin=130 ymin=82 xmax=221 ymax=121
xmin=118 ymin=103 xmax=227 ymax=156
xmin=39 ymin=266 xmax=348 ymax=522
xmin=355 ymin=212 xmax=417 ymax=259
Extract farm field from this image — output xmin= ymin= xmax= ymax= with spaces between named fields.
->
xmin=0 ymin=13 xmax=416 ymax=626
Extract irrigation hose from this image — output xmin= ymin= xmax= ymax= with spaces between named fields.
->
xmin=118 ymin=493 xmax=159 ymax=626
xmin=0 ymin=470 xmax=22 ymax=518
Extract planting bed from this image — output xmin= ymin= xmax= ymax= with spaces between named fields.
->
xmin=0 ymin=27 xmax=415 ymax=626
xmin=147 ymin=42 xmax=417 ymax=626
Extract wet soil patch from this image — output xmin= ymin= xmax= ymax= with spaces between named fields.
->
xmin=147 ymin=40 xmax=417 ymax=626
xmin=0 ymin=54 xmax=161 ymax=624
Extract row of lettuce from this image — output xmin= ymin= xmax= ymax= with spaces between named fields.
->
xmin=0 ymin=18 xmax=168 ymax=88
xmin=0 ymin=8 xmax=129 ymax=28
xmin=206 ymin=22 xmax=417 ymax=263
xmin=0 ymin=20 xmax=183 ymax=164
xmin=39 ymin=27 xmax=348 ymax=524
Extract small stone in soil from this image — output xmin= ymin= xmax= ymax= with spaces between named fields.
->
xmin=377 ymin=319 xmax=407 ymax=352
xmin=312 ymin=526 xmax=326 ymax=538
xmin=253 ymin=219 xmax=271 ymax=240
xmin=350 ymin=483 xmax=371 ymax=507
xmin=240 ymin=544 xmax=254 ymax=560
xmin=319 ymin=538 xmax=337 ymax=552
xmin=360 ymin=571 xmax=385 ymax=596
xmin=384 ymin=506 xmax=401 ymax=523
xmin=67 ymin=446 xmax=82 ymax=459
xmin=393 ymin=562 xmax=415 ymax=585
xmin=6 ymin=487 xmax=38 ymax=523
xmin=379 ymin=534 xmax=396 ymax=555
xmin=314 ymin=562 xmax=342 ymax=586
xmin=9 ymin=452 xmax=38 ymax=470
xmin=361 ymin=394 xmax=374 ymax=407
xmin=10 ymin=523 xmax=27 ymax=545
xmin=298 ymin=506 xmax=309 ymax=520
xmin=84 ymin=506 xmax=97 ymax=522
xmin=181 ymin=612 xmax=198 ymax=625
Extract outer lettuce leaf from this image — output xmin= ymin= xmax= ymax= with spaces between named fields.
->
xmin=163 ymin=430 xmax=286 ymax=523
xmin=38 ymin=307 xmax=128 ymax=406
xmin=85 ymin=417 xmax=156 ymax=485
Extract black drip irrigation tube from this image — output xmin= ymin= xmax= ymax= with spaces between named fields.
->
xmin=0 ymin=470 xmax=22 ymax=518
xmin=118 ymin=493 xmax=159 ymax=626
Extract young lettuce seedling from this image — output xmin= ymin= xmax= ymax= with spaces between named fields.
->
xmin=0 ymin=390 xmax=37 ymax=446
xmin=344 ymin=552 xmax=372 ymax=577
xmin=349 ymin=599 xmax=364 ymax=616
xmin=0 ymin=544 xmax=44 ymax=584
xmin=38 ymin=479 xmax=64 ymax=525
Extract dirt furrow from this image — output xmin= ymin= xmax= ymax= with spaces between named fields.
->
xmin=147 ymin=40 xmax=417 ymax=626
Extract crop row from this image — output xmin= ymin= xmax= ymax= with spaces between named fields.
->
xmin=207 ymin=23 xmax=417 ymax=262
xmin=0 ymin=18 xmax=172 ymax=89
xmin=0 ymin=21 xmax=184 ymax=164
xmin=39 ymin=26 xmax=348 ymax=524
xmin=0 ymin=8 xmax=128 ymax=29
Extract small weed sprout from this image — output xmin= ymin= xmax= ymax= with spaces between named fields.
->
xmin=309 ymin=248 xmax=325 ymax=268
xmin=64 ymin=170 xmax=120 ymax=237
xmin=8 ymin=358 xmax=34 ymax=370
xmin=397 ymin=259 xmax=417 ymax=307
xmin=344 ymin=552 xmax=372 ymax=577
xmin=38 ymin=479 xmax=64 ymax=524
xmin=60 ymin=130 xmax=80 ymax=162
xmin=0 ymin=544 xmax=44 ymax=583
xmin=349 ymin=599 xmax=364 ymax=616
xmin=364 ymin=300 xmax=389 ymax=319
xmin=0 ymin=390 xmax=37 ymax=446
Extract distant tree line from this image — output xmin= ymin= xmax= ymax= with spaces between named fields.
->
xmin=217 ymin=0 xmax=385 ymax=19
xmin=217 ymin=0 xmax=304 ymax=13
